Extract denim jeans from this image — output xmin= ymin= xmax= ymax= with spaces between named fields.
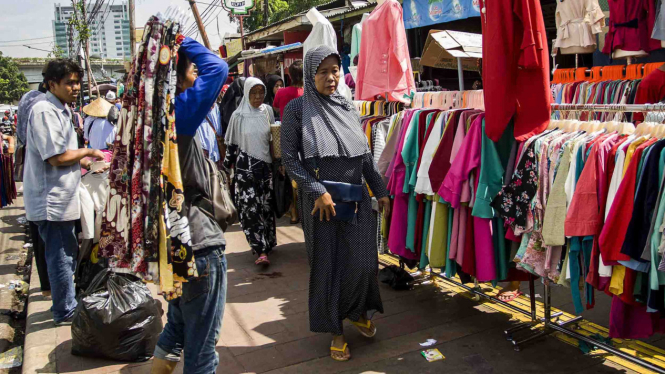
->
xmin=34 ymin=220 xmax=78 ymax=323
xmin=154 ymin=246 xmax=227 ymax=374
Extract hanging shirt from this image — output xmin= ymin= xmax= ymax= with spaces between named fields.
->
xmin=634 ymin=69 xmax=665 ymax=123
xmin=554 ymin=0 xmax=605 ymax=50
xmin=602 ymin=0 xmax=660 ymax=55
xmin=355 ymin=0 xmax=416 ymax=104
xmin=478 ymin=0 xmax=551 ymax=142
xmin=350 ymin=13 xmax=370 ymax=65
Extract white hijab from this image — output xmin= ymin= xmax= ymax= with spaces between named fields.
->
xmin=225 ymin=77 xmax=275 ymax=164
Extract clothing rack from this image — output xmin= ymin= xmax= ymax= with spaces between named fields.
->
xmin=518 ymin=102 xmax=665 ymax=374
xmin=552 ymin=103 xmax=665 ymax=113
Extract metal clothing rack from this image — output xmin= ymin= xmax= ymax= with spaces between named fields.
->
xmin=552 ymin=103 xmax=665 ymax=113
xmin=529 ymin=102 xmax=665 ymax=374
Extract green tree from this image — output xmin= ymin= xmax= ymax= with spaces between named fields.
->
xmin=0 ymin=52 xmax=29 ymax=103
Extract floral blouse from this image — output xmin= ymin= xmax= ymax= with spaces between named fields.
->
xmin=492 ymin=142 xmax=539 ymax=229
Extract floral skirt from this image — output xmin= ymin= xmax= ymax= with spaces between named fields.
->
xmin=234 ymin=151 xmax=277 ymax=256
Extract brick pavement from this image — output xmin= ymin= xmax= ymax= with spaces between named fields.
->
xmin=20 ymin=214 xmax=638 ymax=373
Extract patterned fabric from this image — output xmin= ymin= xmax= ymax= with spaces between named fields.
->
xmin=492 ymin=143 xmax=539 ymax=229
xmin=281 ymin=97 xmax=389 ymax=335
xmin=100 ymin=17 xmax=196 ymax=299
xmin=301 ymin=45 xmax=370 ymax=160
xmin=225 ymin=145 xmax=277 ymax=256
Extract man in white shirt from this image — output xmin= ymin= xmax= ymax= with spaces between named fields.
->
xmin=25 ymin=59 xmax=105 ymax=325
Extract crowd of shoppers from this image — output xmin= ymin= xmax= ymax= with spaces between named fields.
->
xmin=19 ymin=36 xmax=390 ymax=372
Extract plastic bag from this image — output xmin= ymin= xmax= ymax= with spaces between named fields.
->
xmin=71 ymin=269 xmax=163 ymax=362
xmin=272 ymin=162 xmax=293 ymax=219
xmin=378 ymin=265 xmax=414 ymax=290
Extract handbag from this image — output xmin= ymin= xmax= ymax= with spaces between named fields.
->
xmin=309 ymin=159 xmax=363 ymax=223
xmin=202 ymin=157 xmax=238 ymax=231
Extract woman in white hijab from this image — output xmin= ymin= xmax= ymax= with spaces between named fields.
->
xmin=223 ymin=77 xmax=277 ymax=266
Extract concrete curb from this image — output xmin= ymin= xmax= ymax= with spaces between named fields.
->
xmin=22 ymin=257 xmax=57 ymax=374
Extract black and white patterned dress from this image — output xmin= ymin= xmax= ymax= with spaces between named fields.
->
xmin=224 ymin=144 xmax=277 ymax=256
xmin=281 ymin=97 xmax=388 ymax=335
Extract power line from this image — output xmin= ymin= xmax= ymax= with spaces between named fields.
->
xmin=0 ymin=41 xmax=54 ymax=47
xmin=22 ymin=45 xmax=54 ymax=53
xmin=0 ymin=36 xmax=55 ymax=43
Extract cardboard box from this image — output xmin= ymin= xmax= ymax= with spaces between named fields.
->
xmin=420 ymin=30 xmax=482 ymax=72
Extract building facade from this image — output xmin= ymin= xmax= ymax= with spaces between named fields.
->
xmin=54 ymin=1 xmax=131 ymax=59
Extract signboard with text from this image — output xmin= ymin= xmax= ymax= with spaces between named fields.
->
xmin=402 ymin=0 xmax=480 ymax=30
xmin=221 ymin=0 xmax=255 ymax=15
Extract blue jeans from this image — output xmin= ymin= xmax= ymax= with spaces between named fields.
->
xmin=154 ymin=246 xmax=227 ymax=374
xmin=34 ymin=220 xmax=78 ymax=323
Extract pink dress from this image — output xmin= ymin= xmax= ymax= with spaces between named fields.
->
xmin=439 ymin=116 xmax=497 ymax=281
xmin=387 ymin=110 xmax=417 ymax=259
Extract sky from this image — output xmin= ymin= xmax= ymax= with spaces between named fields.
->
xmin=0 ymin=0 xmax=239 ymax=58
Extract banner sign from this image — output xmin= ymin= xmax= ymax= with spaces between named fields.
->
xmin=221 ymin=0 xmax=255 ymax=15
xmin=402 ymin=0 xmax=480 ymax=30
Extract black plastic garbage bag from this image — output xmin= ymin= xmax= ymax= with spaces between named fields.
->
xmin=378 ymin=265 xmax=414 ymax=290
xmin=71 ymin=269 xmax=163 ymax=362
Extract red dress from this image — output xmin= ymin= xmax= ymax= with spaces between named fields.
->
xmin=602 ymin=0 xmax=660 ymax=55
xmin=478 ymin=0 xmax=551 ymax=142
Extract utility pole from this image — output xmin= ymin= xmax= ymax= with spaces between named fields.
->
xmin=79 ymin=0 xmax=97 ymax=100
xmin=188 ymin=0 xmax=211 ymax=49
xmin=128 ymin=0 xmax=136 ymax=59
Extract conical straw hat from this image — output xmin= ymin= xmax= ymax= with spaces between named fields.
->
xmin=82 ymin=97 xmax=113 ymax=118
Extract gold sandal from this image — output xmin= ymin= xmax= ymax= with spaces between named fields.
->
xmin=330 ymin=343 xmax=350 ymax=361
xmin=351 ymin=319 xmax=377 ymax=338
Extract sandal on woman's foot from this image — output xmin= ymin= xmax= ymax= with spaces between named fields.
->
xmin=290 ymin=218 xmax=300 ymax=224
xmin=330 ymin=343 xmax=351 ymax=361
xmin=351 ymin=319 xmax=377 ymax=338
xmin=255 ymin=255 xmax=270 ymax=266
xmin=497 ymin=290 xmax=523 ymax=303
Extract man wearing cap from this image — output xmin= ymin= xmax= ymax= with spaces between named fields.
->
xmin=83 ymin=97 xmax=116 ymax=150
xmin=105 ymin=90 xmax=121 ymax=110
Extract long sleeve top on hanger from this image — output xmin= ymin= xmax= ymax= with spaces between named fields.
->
xmin=602 ymin=0 xmax=660 ymax=54
xmin=478 ymin=0 xmax=552 ymax=142
xmin=350 ymin=13 xmax=370 ymax=65
xmin=355 ymin=0 xmax=416 ymax=104
xmin=554 ymin=0 xmax=605 ymax=50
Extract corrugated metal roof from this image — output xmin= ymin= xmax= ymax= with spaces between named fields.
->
xmin=245 ymin=0 xmax=373 ymax=37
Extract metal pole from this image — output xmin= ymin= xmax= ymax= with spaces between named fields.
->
xmin=128 ymin=0 xmax=136 ymax=59
xmin=280 ymin=61 xmax=285 ymax=84
xmin=239 ymin=16 xmax=245 ymax=50
xmin=456 ymin=57 xmax=465 ymax=91
xmin=189 ymin=0 xmax=211 ymax=49
xmin=528 ymin=275 xmax=537 ymax=322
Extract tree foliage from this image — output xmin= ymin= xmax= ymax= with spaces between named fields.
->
xmin=231 ymin=0 xmax=332 ymax=33
xmin=0 ymin=52 xmax=29 ymax=103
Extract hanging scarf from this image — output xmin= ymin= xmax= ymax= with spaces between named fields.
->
xmin=225 ymin=77 xmax=274 ymax=164
xmin=301 ymin=45 xmax=369 ymax=160
xmin=100 ymin=16 xmax=196 ymax=299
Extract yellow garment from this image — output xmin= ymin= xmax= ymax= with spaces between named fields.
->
xmin=622 ymin=136 xmax=649 ymax=177
xmin=609 ymin=265 xmax=626 ymax=296
xmin=427 ymin=201 xmax=449 ymax=267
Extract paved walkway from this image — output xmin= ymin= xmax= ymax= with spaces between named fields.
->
xmin=19 ymin=210 xmax=645 ymax=373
